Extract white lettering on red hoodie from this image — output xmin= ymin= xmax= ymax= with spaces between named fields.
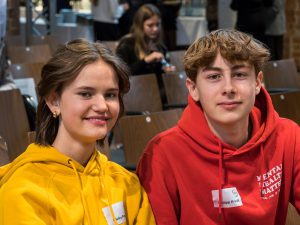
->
xmin=137 ymin=87 xmax=300 ymax=225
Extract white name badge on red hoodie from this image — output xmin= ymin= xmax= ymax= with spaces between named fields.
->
xmin=102 ymin=201 xmax=127 ymax=225
xmin=212 ymin=187 xmax=243 ymax=208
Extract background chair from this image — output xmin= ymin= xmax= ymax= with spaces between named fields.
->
xmin=286 ymin=203 xmax=300 ymax=225
xmin=270 ymin=90 xmax=300 ymax=124
xmin=168 ymin=49 xmax=186 ymax=72
xmin=4 ymin=35 xmax=46 ymax=47
xmin=162 ymin=71 xmax=188 ymax=108
xmin=123 ymin=73 xmax=163 ymax=114
xmin=0 ymin=136 xmax=10 ymax=166
xmin=263 ymin=58 xmax=300 ymax=92
xmin=118 ymin=109 xmax=183 ymax=167
xmin=7 ymin=44 xmax=52 ymax=64
xmin=0 ymin=89 xmax=30 ymax=160
xmin=101 ymin=41 xmax=119 ymax=53
xmin=10 ymin=62 xmax=44 ymax=85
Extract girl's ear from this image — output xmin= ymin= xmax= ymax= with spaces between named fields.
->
xmin=45 ymin=92 xmax=60 ymax=116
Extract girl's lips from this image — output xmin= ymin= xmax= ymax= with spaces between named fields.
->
xmin=85 ymin=116 xmax=110 ymax=125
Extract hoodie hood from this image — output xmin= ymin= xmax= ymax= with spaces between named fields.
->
xmin=178 ymin=87 xmax=279 ymax=157
xmin=0 ymin=143 xmax=107 ymax=186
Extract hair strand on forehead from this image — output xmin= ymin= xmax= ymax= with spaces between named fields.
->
xmin=184 ymin=29 xmax=270 ymax=82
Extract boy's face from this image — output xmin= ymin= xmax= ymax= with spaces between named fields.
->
xmin=186 ymin=52 xmax=263 ymax=128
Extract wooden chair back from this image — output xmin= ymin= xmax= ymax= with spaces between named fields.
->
xmin=0 ymin=89 xmax=30 ymax=160
xmin=263 ymin=58 xmax=300 ymax=91
xmin=162 ymin=72 xmax=188 ymax=108
xmin=118 ymin=109 xmax=183 ymax=166
xmin=123 ymin=74 xmax=163 ymax=113
xmin=286 ymin=203 xmax=300 ymax=225
xmin=7 ymin=44 xmax=52 ymax=64
xmin=270 ymin=90 xmax=300 ymax=124
xmin=0 ymin=136 xmax=10 ymax=166
xmin=10 ymin=62 xmax=44 ymax=85
xmin=5 ymin=35 xmax=46 ymax=47
xmin=168 ymin=50 xmax=186 ymax=72
xmin=101 ymin=41 xmax=119 ymax=53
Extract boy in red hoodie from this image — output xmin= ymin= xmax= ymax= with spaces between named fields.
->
xmin=137 ymin=29 xmax=300 ymax=225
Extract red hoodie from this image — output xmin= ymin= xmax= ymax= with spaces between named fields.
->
xmin=137 ymin=87 xmax=300 ymax=225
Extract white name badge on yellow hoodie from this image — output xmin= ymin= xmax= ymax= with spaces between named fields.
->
xmin=102 ymin=201 xmax=126 ymax=225
xmin=211 ymin=187 xmax=243 ymax=208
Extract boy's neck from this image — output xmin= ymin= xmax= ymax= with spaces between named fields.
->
xmin=205 ymin=116 xmax=251 ymax=148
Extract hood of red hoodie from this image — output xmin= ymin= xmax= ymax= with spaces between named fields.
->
xmin=178 ymin=87 xmax=279 ymax=158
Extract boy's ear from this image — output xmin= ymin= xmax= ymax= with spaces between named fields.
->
xmin=255 ymin=71 xmax=264 ymax=95
xmin=45 ymin=92 xmax=60 ymax=114
xmin=186 ymin=78 xmax=200 ymax=101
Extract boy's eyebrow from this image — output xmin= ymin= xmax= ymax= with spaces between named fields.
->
xmin=202 ymin=63 xmax=250 ymax=72
xmin=202 ymin=66 xmax=222 ymax=72
xmin=231 ymin=64 xmax=250 ymax=70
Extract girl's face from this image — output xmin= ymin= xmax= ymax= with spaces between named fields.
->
xmin=143 ymin=15 xmax=161 ymax=40
xmin=47 ymin=59 xmax=120 ymax=145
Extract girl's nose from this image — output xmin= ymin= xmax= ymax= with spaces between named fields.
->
xmin=91 ymin=96 xmax=108 ymax=112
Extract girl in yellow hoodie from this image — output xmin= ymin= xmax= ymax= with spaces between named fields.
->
xmin=0 ymin=38 xmax=156 ymax=225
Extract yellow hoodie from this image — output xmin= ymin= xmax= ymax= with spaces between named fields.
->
xmin=0 ymin=143 xmax=156 ymax=225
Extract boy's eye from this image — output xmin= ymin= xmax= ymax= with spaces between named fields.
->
xmin=207 ymin=74 xmax=221 ymax=80
xmin=233 ymin=72 xmax=247 ymax=79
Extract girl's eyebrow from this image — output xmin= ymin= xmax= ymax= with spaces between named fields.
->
xmin=75 ymin=86 xmax=95 ymax=91
xmin=75 ymin=86 xmax=120 ymax=92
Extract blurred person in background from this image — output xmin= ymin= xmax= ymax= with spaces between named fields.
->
xmin=265 ymin=0 xmax=286 ymax=60
xmin=116 ymin=4 xmax=175 ymax=103
xmin=157 ymin=0 xmax=182 ymax=50
xmin=91 ymin=0 xmax=130 ymax=41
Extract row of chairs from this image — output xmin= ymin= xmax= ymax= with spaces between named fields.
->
xmin=3 ymin=62 xmax=300 ymax=162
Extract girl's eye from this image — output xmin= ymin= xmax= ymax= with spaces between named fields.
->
xmin=105 ymin=92 xmax=118 ymax=99
xmin=78 ymin=92 xmax=92 ymax=98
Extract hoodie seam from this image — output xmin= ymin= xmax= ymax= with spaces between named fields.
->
xmin=46 ymin=172 xmax=56 ymax=224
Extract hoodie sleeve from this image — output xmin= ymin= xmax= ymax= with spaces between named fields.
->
xmin=290 ymin=125 xmax=300 ymax=213
xmin=0 ymin=177 xmax=52 ymax=224
xmin=134 ymin=187 xmax=157 ymax=225
xmin=137 ymin=140 xmax=180 ymax=225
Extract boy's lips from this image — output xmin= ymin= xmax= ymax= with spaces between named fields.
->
xmin=217 ymin=101 xmax=242 ymax=110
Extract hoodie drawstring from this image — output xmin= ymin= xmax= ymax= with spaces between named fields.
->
xmin=95 ymin=157 xmax=119 ymax=225
xmin=259 ymin=144 xmax=265 ymax=198
xmin=68 ymin=159 xmax=93 ymax=225
xmin=218 ymin=141 xmax=225 ymax=214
